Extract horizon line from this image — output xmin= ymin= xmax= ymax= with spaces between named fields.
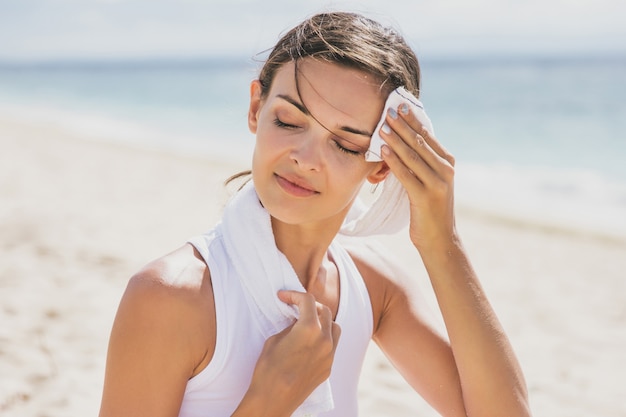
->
xmin=0 ymin=51 xmax=624 ymax=70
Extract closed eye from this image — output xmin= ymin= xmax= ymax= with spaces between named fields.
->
xmin=333 ymin=139 xmax=361 ymax=155
xmin=273 ymin=118 xmax=299 ymax=129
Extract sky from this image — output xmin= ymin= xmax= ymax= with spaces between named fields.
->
xmin=0 ymin=0 xmax=625 ymax=62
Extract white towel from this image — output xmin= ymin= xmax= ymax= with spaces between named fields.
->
xmin=220 ymin=181 xmax=333 ymax=417
xmin=339 ymin=86 xmax=435 ymax=236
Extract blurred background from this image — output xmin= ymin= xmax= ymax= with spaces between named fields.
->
xmin=1 ymin=2 xmax=626 ymax=417
xmin=1 ymin=0 xmax=625 ymax=239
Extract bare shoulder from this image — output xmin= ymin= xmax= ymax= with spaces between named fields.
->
xmin=342 ymin=238 xmax=423 ymax=333
xmin=112 ymin=243 xmax=215 ymax=376
xmin=100 ymin=244 xmax=216 ymax=416
xmin=119 ymin=244 xmax=214 ymax=326
xmin=342 ymin=238 xmax=420 ymax=293
xmin=127 ymin=243 xmax=211 ymax=298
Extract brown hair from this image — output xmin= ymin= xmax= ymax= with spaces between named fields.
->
xmin=258 ymin=11 xmax=421 ymax=99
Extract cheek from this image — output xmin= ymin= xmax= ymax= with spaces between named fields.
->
xmin=326 ymin=152 xmax=372 ymax=179
xmin=252 ymin=126 xmax=290 ymax=181
xmin=330 ymin=163 xmax=371 ymax=195
xmin=253 ymin=125 xmax=280 ymax=160
xmin=255 ymin=116 xmax=293 ymax=149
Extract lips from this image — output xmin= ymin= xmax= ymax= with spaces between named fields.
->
xmin=274 ymin=173 xmax=319 ymax=197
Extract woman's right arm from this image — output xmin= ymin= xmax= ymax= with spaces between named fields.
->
xmin=99 ymin=246 xmax=341 ymax=417
xmin=98 ymin=246 xmax=214 ymax=417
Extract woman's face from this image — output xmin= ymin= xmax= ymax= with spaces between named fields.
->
xmin=248 ymin=58 xmax=389 ymax=229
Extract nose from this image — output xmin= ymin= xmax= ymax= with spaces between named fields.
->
xmin=289 ymin=134 xmax=323 ymax=172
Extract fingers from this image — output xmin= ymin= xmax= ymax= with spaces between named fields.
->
xmin=395 ymin=105 xmax=455 ymax=167
xmin=381 ymin=105 xmax=455 ymax=185
xmin=277 ymin=290 xmax=337 ymax=340
xmin=278 ymin=289 xmax=318 ymax=325
xmin=278 ymin=290 xmax=341 ymax=354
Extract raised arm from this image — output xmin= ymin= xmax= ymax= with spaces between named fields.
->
xmin=372 ymin=103 xmax=531 ymax=417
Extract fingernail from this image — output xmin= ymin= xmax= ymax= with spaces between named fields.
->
xmin=388 ymin=108 xmax=398 ymax=119
xmin=381 ymin=123 xmax=391 ymax=134
xmin=400 ymin=103 xmax=409 ymax=115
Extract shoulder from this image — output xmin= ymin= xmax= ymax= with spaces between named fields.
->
xmin=113 ymin=243 xmax=215 ymax=374
xmin=341 ymin=238 xmax=424 ymax=333
xmin=342 ymin=238 xmax=418 ymax=293
xmin=124 ymin=243 xmax=212 ymax=310
xmin=131 ymin=243 xmax=210 ymax=289
xmin=100 ymin=245 xmax=216 ymax=415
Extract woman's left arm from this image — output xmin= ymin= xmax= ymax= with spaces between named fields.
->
xmin=377 ymin=103 xmax=531 ymax=417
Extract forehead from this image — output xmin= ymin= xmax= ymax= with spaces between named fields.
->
xmin=269 ymin=59 xmax=387 ymax=132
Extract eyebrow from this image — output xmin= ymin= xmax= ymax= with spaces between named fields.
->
xmin=276 ymin=93 xmax=373 ymax=138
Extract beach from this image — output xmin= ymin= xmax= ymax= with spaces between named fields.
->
xmin=1 ymin=113 xmax=625 ymax=417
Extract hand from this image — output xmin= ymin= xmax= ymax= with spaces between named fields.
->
xmin=380 ymin=104 xmax=457 ymax=250
xmin=233 ymin=291 xmax=341 ymax=417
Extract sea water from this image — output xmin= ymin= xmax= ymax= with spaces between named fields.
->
xmin=1 ymin=57 xmax=625 ymax=240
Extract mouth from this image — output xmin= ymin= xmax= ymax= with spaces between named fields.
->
xmin=274 ymin=173 xmax=319 ymax=197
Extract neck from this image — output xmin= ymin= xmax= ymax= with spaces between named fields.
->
xmin=271 ymin=217 xmax=340 ymax=290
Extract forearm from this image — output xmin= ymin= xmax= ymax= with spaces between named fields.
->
xmin=419 ymin=235 xmax=531 ymax=417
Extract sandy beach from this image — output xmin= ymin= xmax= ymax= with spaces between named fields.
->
xmin=1 ymin=113 xmax=625 ymax=417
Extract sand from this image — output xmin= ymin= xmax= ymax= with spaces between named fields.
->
xmin=1 ymin=113 xmax=625 ymax=417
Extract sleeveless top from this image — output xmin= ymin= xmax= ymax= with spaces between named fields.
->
xmin=180 ymin=228 xmax=373 ymax=417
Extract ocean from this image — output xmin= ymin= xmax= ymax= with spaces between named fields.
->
xmin=1 ymin=56 xmax=625 ymax=240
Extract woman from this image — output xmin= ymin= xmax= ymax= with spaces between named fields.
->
xmin=99 ymin=11 xmax=531 ymax=417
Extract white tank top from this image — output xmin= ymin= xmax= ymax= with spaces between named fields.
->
xmin=180 ymin=229 xmax=373 ymax=417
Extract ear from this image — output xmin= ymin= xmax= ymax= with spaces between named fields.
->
xmin=248 ymin=80 xmax=263 ymax=134
xmin=366 ymin=161 xmax=390 ymax=185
